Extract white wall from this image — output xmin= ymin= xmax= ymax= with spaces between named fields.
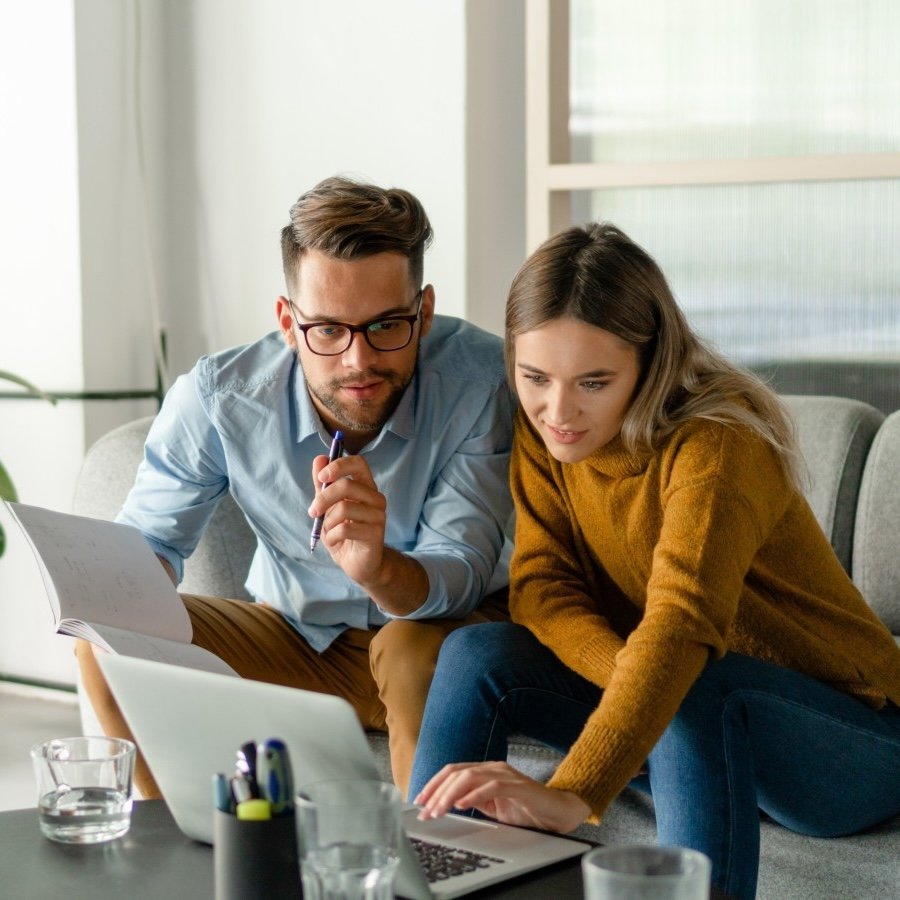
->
xmin=75 ymin=0 xmax=169 ymax=444
xmin=160 ymin=0 xmax=522 ymax=366
xmin=0 ymin=2 xmax=85 ymax=685
xmin=0 ymin=0 xmax=525 ymax=686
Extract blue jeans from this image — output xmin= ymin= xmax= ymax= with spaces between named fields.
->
xmin=408 ymin=622 xmax=900 ymax=900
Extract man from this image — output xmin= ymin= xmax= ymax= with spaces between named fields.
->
xmin=77 ymin=176 xmax=513 ymax=799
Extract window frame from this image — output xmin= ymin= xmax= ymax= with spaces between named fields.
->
xmin=525 ymin=0 xmax=900 ymax=252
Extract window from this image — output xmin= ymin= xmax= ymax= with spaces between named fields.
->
xmin=527 ymin=0 xmax=900 ymax=412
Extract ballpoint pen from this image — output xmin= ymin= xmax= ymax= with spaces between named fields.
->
xmin=236 ymin=740 xmax=260 ymax=797
xmin=230 ymin=771 xmax=254 ymax=805
xmin=309 ymin=430 xmax=344 ymax=553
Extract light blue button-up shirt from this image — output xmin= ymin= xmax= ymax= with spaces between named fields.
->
xmin=117 ymin=315 xmax=514 ymax=651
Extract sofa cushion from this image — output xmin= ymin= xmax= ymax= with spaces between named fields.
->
xmin=72 ymin=416 xmax=255 ymax=601
xmin=72 ymin=416 xmax=152 ymax=522
xmin=853 ymin=409 xmax=900 ymax=633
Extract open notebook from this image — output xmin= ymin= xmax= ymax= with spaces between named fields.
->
xmin=6 ymin=502 xmax=236 ymax=676
xmin=100 ymin=655 xmax=591 ymax=899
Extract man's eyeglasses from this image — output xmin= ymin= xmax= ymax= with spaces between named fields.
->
xmin=289 ymin=291 xmax=423 ymax=356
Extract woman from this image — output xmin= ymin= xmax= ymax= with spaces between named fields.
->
xmin=408 ymin=223 xmax=900 ymax=899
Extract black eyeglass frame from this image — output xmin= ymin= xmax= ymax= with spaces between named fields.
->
xmin=289 ymin=290 xmax=424 ymax=356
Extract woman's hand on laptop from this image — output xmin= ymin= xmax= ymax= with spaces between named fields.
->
xmin=413 ymin=761 xmax=590 ymax=834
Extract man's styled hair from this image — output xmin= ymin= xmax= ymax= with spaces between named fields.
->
xmin=281 ymin=176 xmax=433 ymax=294
xmin=505 ymin=222 xmax=804 ymax=489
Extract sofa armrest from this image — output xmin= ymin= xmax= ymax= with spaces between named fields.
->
xmin=853 ymin=409 xmax=900 ymax=636
xmin=780 ymin=395 xmax=884 ymax=572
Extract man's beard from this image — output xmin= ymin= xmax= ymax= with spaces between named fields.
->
xmin=307 ymin=366 xmax=413 ymax=434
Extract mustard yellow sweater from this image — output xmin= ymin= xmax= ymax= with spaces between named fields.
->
xmin=509 ymin=408 xmax=900 ymax=820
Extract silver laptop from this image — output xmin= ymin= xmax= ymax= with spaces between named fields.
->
xmin=99 ymin=654 xmax=590 ymax=899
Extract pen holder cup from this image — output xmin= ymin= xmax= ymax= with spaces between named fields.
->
xmin=214 ymin=809 xmax=301 ymax=900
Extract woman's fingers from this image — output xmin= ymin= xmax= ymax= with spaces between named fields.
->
xmin=413 ymin=761 xmax=592 ymax=834
xmin=415 ymin=761 xmax=507 ymax=797
xmin=416 ymin=762 xmax=540 ymax=822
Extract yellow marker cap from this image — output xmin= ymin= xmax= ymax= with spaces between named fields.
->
xmin=236 ymin=798 xmax=272 ymax=821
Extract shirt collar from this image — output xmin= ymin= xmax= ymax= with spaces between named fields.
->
xmin=291 ymin=356 xmax=419 ymax=450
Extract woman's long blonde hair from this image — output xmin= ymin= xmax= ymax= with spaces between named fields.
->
xmin=505 ymin=222 xmax=804 ymax=490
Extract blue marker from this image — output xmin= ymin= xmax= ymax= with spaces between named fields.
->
xmin=212 ymin=772 xmax=234 ymax=814
xmin=309 ymin=430 xmax=344 ymax=552
xmin=257 ymin=738 xmax=294 ymax=817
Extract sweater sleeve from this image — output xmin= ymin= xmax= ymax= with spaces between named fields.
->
xmin=547 ymin=423 xmax=793 ymax=820
xmin=509 ymin=414 xmax=626 ymax=688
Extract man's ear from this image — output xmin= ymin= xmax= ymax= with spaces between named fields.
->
xmin=419 ymin=284 xmax=436 ymax=338
xmin=276 ymin=296 xmax=297 ymax=348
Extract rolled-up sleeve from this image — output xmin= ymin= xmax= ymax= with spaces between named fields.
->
xmin=116 ymin=370 xmax=229 ymax=583
xmin=393 ymin=381 xmax=515 ymax=619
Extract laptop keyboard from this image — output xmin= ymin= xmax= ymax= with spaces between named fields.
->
xmin=411 ymin=837 xmax=506 ymax=883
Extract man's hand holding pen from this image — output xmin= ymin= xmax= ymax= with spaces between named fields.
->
xmin=308 ymin=452 xmax=388 ymax=582
xmin=308 ymin=450 xmax=429 ymax=616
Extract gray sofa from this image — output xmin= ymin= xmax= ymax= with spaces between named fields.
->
xmin=72 ymin=395 xmax=900 ymax=898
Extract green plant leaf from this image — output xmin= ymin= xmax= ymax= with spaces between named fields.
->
xmin=0 ymin=458 xmax=16 ymax=558
xmin=0 ymin=370 xmax=57 ymax=404
xmin=0 ymin=372 xmax=54 ymax=560
xmin=0 ymin=461 xmax=12 ymax=561
xmin=0 ymin=372 xmax=53 ymax=561
xmin=0 ymin=458 xmax=16 ymax=503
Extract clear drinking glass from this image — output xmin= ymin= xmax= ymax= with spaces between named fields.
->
xmin=295 ymin=779 xmax=402 ymax=900
xmin=31 ymin=736 xmax=136 ymax=844
xmin=582 ymin=845 xmax=711 ymax=900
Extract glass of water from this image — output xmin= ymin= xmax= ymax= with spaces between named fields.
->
xmin=31 ymin=736 xmax=136 ymax=844
xmin=295 ymin=779 xmax=402 ymax=900
xmin=582 ymin=845 xmax=711 ymax=900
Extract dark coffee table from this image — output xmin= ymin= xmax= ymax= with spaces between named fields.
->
xmin=0 ymin=800 xmax=731 ymax=899
xmin=0 ymin=799 xmax=586 ymax=899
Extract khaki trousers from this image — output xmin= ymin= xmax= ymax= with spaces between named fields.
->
xmin=76 ymin=590 xmax=508 ymax=800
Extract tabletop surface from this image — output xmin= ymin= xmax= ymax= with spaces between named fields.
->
xmin=0 ymin=799 xmax=588 ymax=900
